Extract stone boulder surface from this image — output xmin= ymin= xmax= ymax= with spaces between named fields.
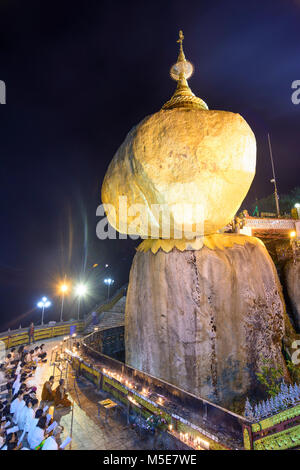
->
xmin=283 ymin=259 xmax=300 ymax=331
xmin=125 ymin=235 xmax=287 ymax=407
xmin=102 ymin=108 xmax=256 ymax=238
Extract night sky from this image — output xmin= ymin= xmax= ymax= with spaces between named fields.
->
xmin=0 ymin=0 xmax=299 ymax=330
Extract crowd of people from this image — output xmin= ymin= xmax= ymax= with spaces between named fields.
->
xmin=0 ymin=342 xmax=72 ymax=450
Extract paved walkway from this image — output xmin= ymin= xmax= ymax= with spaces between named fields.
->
xmin=29 ymin=337 xmax=153 ymax=450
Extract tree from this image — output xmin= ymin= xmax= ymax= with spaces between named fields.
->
xmin=248 ymin=186 xmax=300 ymax=216
xmin=244 ymin=397 xmax=254 ymax=420
xmin=256 ymin=356 xmax=284 ymax=397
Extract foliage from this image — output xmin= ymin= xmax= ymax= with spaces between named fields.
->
xmin=146 ymin=413 xmax=167 ymax=431
xmin=256 ymin=356 xmax=284 ymax=397
xmin=286 ymin=359 xmax=300 ymax=384
xmin=248 ymin=186 xmax=300 ymax=216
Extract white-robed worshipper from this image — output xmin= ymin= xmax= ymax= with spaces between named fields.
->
xmin=16 ymin=361 xmax=22 ymax=375
xmin=27 ymin=408 xmax=43 ymax=437
xmin=12 ymin=374 xmax=21 ymax=396
xmin=41 ymin=425 xmax=62 ymax=450
xmin=18 ymin=398 xmax=34 ymax=430
xmin=10 ymin=390 xmax=24 ymax=416
xmin=28 ymin=416 xmax=47 ymax=450
xmin=23 ymin=398 xmax=39 ymax=433
xmin=13 ymin=392 xmax=25 ymax=424
xmin=0 ymin=368 xmax=5 ymax=386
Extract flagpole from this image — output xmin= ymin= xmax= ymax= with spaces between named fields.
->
xmin=267 ymin=133 xmax=280 ymax=217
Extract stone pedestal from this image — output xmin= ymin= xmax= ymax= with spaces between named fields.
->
xmin=125 ymin=235 xmax=287 ymax=407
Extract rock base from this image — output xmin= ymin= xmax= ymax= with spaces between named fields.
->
xmin=283 ymin=258 xmax=300 ymax=331
xmin=125 ymin=234 xmax=288 ymax=407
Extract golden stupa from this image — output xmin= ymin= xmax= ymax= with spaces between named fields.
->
xmin=101 ymin=31 xmax=256 ymax=244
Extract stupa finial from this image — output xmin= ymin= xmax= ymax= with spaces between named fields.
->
xmin=177 ymin=30 xmax=186 ymax=63
xmin=162 ymin=30 xmax=208 ymax=111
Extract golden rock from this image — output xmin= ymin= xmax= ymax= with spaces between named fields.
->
xmin=101 ymin=32 xmax=256 ymax=238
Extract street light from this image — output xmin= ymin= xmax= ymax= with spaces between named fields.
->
xmin=59 ymin=283 xmax=69 ymax=323
xmin=75 ymin=284 xmax=87 ymax=320
xmin=37 ymin=296 xmax=51 ymax=325
xmin=104 ymin=278 xmax=114 ymax=300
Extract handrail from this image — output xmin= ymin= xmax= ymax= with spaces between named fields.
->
xmin=84 ymin=283 xmax=127 ymax=329
xmin=0 ymin=320 xmax=85 ymax=349
xmin=78 ymin=331 xmax=248 ymax=448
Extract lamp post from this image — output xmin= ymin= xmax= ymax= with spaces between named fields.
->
xmin=104 ymin=278 xmax=114 ymax=300
xmin=59 ymin=283 xmax=69 ymax=323
xmin=75 ymin=284 xmax=87 ymax=320
xmin=37 ymin=297 xmax=51 ymax=325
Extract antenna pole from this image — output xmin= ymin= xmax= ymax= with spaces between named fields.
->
xmin=267 ymin=133 xmax=280 ymax=217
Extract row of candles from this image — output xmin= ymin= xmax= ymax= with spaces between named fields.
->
xmin=102 ymin=367 xmax=165 ymax=406
xmin=61 ymin=345 xmax=210 ymax=450
xmin=50 ymin=333 xmax=78 ymax=363
xmin=102 ymin=367 xmax=209 ymax=449
xmin=177 ymin=430 xmax=209 ymax=450
xmin=126 ymin=393 xmax=208 ymax=449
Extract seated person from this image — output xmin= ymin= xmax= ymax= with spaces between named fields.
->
xmin=0 ymin=431 xmax=19 ymax=451
xmin=28 ymin=416 xmax=47 ymax=450
xmin=10 ymin=390 xmax=24 ymax=417
xmin=9 ymin=348 xmax=18 ymax=362
xmin=41 ymin=376 xmax=55 ymax=406
xmin=54 ymin=379 xmax=71 ymax=409
xmin=38 ymin=344 xmax=47 ymax=362
xmin=4 ymin=355 xmax=14 ymax=371
xmin=41 ymin=425 xmax=63 ymax=450
xmin=27 ymin=408 xmax=43 ymax=436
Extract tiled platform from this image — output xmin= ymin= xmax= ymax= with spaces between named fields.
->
xmin=30 ymin=337 xmax=155 ymax=450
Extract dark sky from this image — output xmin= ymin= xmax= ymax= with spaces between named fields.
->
xmin=0 ymin=0 xmax=299 ymax=330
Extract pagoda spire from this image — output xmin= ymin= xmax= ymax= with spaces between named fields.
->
xmin=176 ymin=30 xmax=186 ymax=63
xmin=162 ymin=30 xmax=208 ymax=111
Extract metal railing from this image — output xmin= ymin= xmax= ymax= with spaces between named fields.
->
xmin=84 ymin=283 xmax=127 ymax=330
xmin=0 ymin=320 xmax=85 ymax=349
xmin=79 ymin=330 xmax=249 ymax=449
